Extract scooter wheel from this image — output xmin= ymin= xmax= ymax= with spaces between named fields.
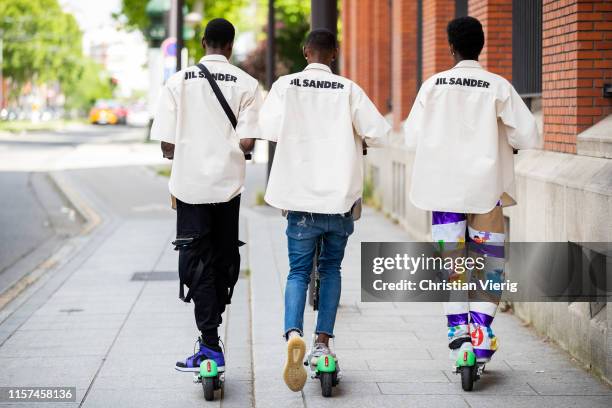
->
xmin=203 ymin=377 xmax=215 ymax=401
xmin=320 ymin=372 xmax=333 ymax=397
xmin=460 ymin=366 xmax=476 ymax=392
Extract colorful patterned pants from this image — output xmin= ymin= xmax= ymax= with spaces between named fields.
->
xmin=431 ymin=204 xmax=505 ymax=362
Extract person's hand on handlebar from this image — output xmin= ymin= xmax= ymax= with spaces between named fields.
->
xmin=161 ymin=140 xmax=254 ymax=160
xmin=161 ymin=141 xmax=174 ymax=160
xmin=240 ymin=138 xmax=255 ymax=160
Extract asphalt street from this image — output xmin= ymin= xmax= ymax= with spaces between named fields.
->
xmin=0 ymin=125 xmax=155 ymax=297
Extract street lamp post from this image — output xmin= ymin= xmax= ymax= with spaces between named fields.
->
xmin=0 ymin=35 xmax=3 ymax=110
xmin=145 ymin=0 xmax=171 ymax=138
xmin=310 ymin=0 xmax=338 ymax=73
xmin=266 ymin=0 xmax=276 ymax=179
xmin=266 ymin=0 xmax=276 ymax=91
xmin=176 ymin=0 xmax=184 ymax=72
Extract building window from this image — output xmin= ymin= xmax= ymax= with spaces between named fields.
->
xmin=512 ymin=0 xmax=543 ymax=96
xmin=455 ymin=0 xmax=468 ymax=18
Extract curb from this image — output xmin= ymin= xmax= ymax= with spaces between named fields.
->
xmin=48 ymin=171 xmax=102 ymax=235
xmin=0 ymin=171 xmax=102 ymax=312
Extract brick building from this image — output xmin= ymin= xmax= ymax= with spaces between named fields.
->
xmin=340 ymin=0 xmax=611 ymax=383
xmin=341 ymin=0 xmax=611 ymax=152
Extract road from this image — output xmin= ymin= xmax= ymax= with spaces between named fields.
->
xmin=0 ymin=125 xmax=161 ymax=297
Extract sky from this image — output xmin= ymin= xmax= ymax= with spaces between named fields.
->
xmin=59 ymin=0 xmax=149 ymax=98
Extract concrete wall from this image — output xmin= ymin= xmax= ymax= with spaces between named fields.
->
xmin=365 ymin=125 xmax=612 ymax=384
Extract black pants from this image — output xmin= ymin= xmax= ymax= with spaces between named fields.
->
xmin=176 ymin=195 xmax=241 ymax=335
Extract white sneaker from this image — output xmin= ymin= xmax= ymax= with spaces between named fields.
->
xmin=308 ymin=342 xmax=331 ymax=367
xmin=449 ymin=340 xmax=474 ymax=362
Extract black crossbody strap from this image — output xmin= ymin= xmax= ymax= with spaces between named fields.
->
xmin=180 ymin=259 xmax=204 ymax=303
xmin=197 ymin=63 xmax=237 ymax=129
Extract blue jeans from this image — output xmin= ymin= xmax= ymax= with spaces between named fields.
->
xmin=284 ymin=211 xmax=354 ymax=338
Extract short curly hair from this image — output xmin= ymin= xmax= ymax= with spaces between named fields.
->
xmin=203 ymin=18 xmax=235 ymax=48
xmin=447 ymin=16 xmax=484 ymax=60
xmin=305 ymin=29 xmax=338 ymax=52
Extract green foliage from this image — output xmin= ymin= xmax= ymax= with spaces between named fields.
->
xmin=363 ymin=172 xmax=382 ymax=210
xmin=64 ymin=59 xmax=114 ymax=111
xmin=116 ymin=0 xmax=152 ymax=33
xmin=156 ymin=165 xmax=172 ymax=178
xmin=117 ymin=0 xmax=312 ymax=76
xmin=0 ymin=0 xmax=82 ymax=91
xmin=186 ymin=0 xmax=249 ymax=62
xmin=0 ymin=118 xmax=85 ymax=133
xmin=255 ymin=190 xmax=266 ymax=206
xmin=116 ymin=0 xmax=248 ymax=61
xmin=274 ymin=0 xmax=311 ymax=73
xmin=0 ymin=0 xmax=111 ymax=110
xmin=239 ymin=1 xmax=311 ymax=82
xmin=363 ymin=175 xmax=374 ymax=203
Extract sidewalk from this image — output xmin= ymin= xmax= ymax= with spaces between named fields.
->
xmin=0 ymin=162 xmax=609 ymax=407
xmin=0 ymin=165 xmax=254 ymax=408
xmin=245 ymin=205 xmax=612 ymax=408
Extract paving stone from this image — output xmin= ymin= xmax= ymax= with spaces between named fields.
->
xmin=378 ymin=378 xmax=537 ymax=395
xmin=0 ymin=329 xmax=115 ymax=358
xmin=2 ymin=165 xmax=610 ymax=408
xmin=0 ymin=356 xmax=100 ymax=389
xmin=82 ymin=387 xmax=202 ymax=408
xmin=464 ymin=395 xmax=612 ymax=408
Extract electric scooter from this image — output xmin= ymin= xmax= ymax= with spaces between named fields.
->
xmin=305 ymin=237 xmax=341 ymax=397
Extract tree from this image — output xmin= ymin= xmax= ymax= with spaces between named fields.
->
xmin=63 ymin=59 xmax=114 ymax=111
xmin=116 ymin=0 xmax=318 ymax=80
xmin=274 ymin=0 xmax=311 ymax=73
xmin=0 ymin=0 xmax=86 ymax=103
xmin=115 ymin=0 xmax=249 ymax=61
xmin=240 ymin=1 xmax=311 ymax=81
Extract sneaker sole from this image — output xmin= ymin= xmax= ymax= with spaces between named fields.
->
xmin=283 ymin=336 xmax=307 ymax=392
xmin=175 ymin=365 xmax=225 ymax=373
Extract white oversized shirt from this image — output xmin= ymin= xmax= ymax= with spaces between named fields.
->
xmin=150 ymin=54 xmax=262 ymax=204
xmin=260 ymin=63 xmax=391 ymax=214
xmin=403 ymin=60 xmax=541 ymax=214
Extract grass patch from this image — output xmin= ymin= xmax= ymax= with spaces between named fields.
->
xmin=156 ymin=166 xmax=171 ymax=178
xmin=363 ymin=176 xmax=382 ymax=210
xmin=255 ymin=190 xmax=266 ymax=206
xmin=363 ymin=176 xmax=374 ymax=203
xmin=0 ymin=119 xmax=86 ymax=133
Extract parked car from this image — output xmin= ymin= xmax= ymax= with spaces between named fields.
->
xmin=126 ymin=103 xmax=150 ymax=127
xmin=89 ymin=100 xmax=118 ymax=125
xmin=89 ymin=100 xmax=129 ymax=125
xmin=113 ymin=104 xmax=128 ymax=125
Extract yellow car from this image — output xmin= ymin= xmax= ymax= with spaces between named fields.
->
xmin=89 ymin=100 xmax=118 ymax=125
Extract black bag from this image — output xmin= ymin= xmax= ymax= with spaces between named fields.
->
xmin=174 ymin=236 xmax=244 ymax=304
